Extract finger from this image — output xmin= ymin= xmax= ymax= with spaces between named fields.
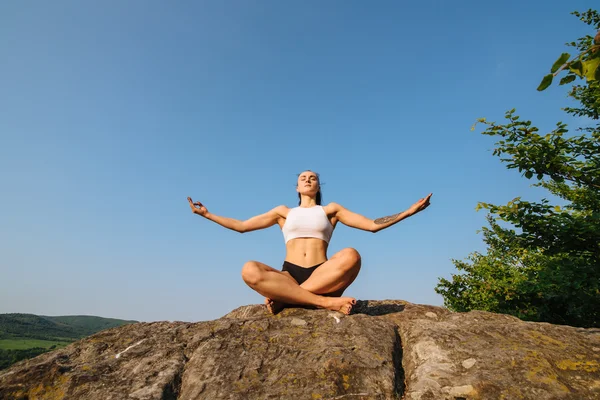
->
xmin=187 ymin=197 xmax=193 ymax=204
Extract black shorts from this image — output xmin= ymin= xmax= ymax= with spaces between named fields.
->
xmin=282 ymin=261 xmax=324 ymax=285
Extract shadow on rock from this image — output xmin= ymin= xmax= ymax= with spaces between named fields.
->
xmin=352 ymin=300 xmax=405 ymax=316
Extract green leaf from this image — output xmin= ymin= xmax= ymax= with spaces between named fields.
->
xmin=569 ymin=60 xmax=583 ymax=77
xmin=559 ymin=75 xmax=577 ymax=85
xmin=525 ymin=171 xmax=533 ymax=179
xmin=537 ymin=74 xmax=553 ymax=91
xmin=582 ymin=58 xmax=600 ymax=81
xmin=551 ymin=53 xmax=571 ymax=73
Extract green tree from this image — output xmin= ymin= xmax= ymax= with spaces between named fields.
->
xmin=436 ymin=10 xmax=600 ymax=328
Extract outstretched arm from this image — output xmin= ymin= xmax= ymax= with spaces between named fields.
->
xmin=188 ymin=197 xmax=286 ymax=233
xmin=330 ymin=193 xmax=432 ymax=233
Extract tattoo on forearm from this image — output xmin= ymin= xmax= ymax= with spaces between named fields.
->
xmin=374 ymin=213 xmax=401 ymax=225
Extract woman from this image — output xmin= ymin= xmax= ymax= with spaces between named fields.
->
xmin=187 ymin=170 xmax=432 ymax=315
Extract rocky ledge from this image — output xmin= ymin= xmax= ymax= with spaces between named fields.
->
xmin=1 ymin=300 xmax=599 ymax=399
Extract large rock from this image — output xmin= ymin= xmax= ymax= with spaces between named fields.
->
xmin=1 ymin=300 xmax=599 ymax=399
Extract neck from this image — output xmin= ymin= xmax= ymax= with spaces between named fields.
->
xmin=299 ymin=194 xmax=318 ymax=208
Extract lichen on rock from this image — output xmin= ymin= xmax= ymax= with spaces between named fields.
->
xmin=1 ymin=300 xmax=599 ymax=399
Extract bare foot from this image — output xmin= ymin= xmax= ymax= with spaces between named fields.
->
xmin=322 ymin=296 xmax=356 ymax=315
xmin=265 ymin=297 xmax=286 ymax=315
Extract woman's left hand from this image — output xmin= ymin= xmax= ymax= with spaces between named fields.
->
xmin=408 ymin=193 xmax=432 ymax=216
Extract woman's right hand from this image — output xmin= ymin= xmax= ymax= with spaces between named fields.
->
xmin=188 ymin=197 xmax=208 ymax=217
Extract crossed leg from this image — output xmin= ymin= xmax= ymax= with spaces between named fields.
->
xmin=300 ymin=247 xmax=362 ymax=296
xmin=241 ymin=248 xmax=361 ymax=315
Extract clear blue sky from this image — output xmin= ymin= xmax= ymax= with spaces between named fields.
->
xmin=1 ymin=1 xmax=596 ymax=322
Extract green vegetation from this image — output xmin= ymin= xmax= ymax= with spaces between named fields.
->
xmin=436 ymin=9 xmax=600 ymax=328
xmin=0 ymin=339 xmax=71 ymax=350
xmin=0 ymin=314 xmax=81 ymax=341
xmin=537 ymin=10 xmax=600 ymax=90
xmin=0 ymin=313 xmax=136 ymax=370
xmin=0 ymin=348 xmax=51 ymax=370
xmin=44 ymin=315 xmax=138 ymax=337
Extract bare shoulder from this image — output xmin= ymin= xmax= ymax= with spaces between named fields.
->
xmin=323 ymin=202 xmax=344 ymax=215
xmin=272 ymin=205 xmax=290 ymax=218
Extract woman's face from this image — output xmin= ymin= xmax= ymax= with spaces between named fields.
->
xmin=297 ymin=171 xmax=320 ymax=196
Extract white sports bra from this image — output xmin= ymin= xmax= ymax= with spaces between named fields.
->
xmin=282 ymin=206 xmax=334 ymax=243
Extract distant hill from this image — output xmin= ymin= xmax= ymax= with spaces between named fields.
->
xmin=0 ymin=313 xmax=77 ymax=341
xmin=43 ymin=315 xmax=138 ymax=338
xmin=0 ymin=313 xmax=137 ymax=370
xmin=0 ymin=314 xmax=137 ymax=341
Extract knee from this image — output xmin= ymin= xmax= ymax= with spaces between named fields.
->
xmin=241 ymin=261 xmax=262 ymax=286
xmin=341 ymin=248 xmax=361 ymax=268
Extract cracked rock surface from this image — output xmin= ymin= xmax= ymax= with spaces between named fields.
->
xmin=1 ymin=300 xmax=599 ymax=399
